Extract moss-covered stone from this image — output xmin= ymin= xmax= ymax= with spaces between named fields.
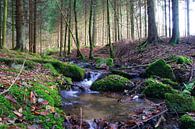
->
xmin=180 ymin=114 xmax=195 ymax=129
xmin=143 ymin=78 xmax=176 ymax=99
xmin=161 ymin=78 xmax=179 ymax=89
xmin=165 ymin=93 xmax=195 ymax=113
xmin=95 ymin=58 xmax=114 ymax=68
xmin=43 ymin=63 xmax=59 ymax=76
xmin=146 ymin=59 xmax=175 ymax=80
xmin=91 ymin=75 xmax=131 ymax=92
xmin=177 ymin=56 xmax=192 ymax=64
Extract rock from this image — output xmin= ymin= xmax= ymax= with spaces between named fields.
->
xmin=91 ymin=75 xmax=133 ymax=92
xmin=174 ymin=68 xmax=190 ymax=83
xmin=146 ymin=59 xmax=175 ymax=80
xmin=180 ymin=114 xmax=195 ymax=129
xmin=11 ymin=63 xmax=23 ymax=70
xmin=165 ymin=93 xmax=195 ymax=113
xmin=143 ymin=78 xmax=176 ymax=99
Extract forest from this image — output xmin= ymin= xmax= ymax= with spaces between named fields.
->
xmin=0 ymin=0 xmax=195 ymax=129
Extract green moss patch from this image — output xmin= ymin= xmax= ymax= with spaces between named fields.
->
xmin=0 ymin=95 xmax=15 ymax=118
xmin=95 ymin=58 xmax=114 ymax=68
xmin=91 ymin=75 xmax=131 ymax=92
xmin=165 ymin=93 xmax=195 ymax=113
xmin=143 ymin=78 xmax=176 ymax=99
xmin=180 ymin=114 xmax=195 ymax=129
xmin=146 ymin=59 xmax=175 ymax=80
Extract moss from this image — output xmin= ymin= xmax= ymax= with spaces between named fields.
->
xmin=161 ymin=78 xmax=179 ymax=89
xmin=146 ymin=59 xmax=175 ymax=80
xmin=32 ymin=83 xmax=61 ymax=107
xmin=143 ymin=78 xmax=176 ymax=99
xmin=177 ymin=56 xmax=192 ymax=64
xmin=95 ymin=58 xmax=114 ymax=68
xmin=111 ymin=69 xmax=132 ymax=79
xmin=91 ymin=75 xmax=131 ymax=92
xmin=0 ymin=95 xmax=15 ymax=118
xmin=0 ymin=58 xmax=35 ymax=69
xmin=165 ymin=93 xmax=195 ymax=113
xmin=9 ymin=85 xmax=30 ymax=103
xmin=23 ymin=106 xmax=64 ymax=129
xmin=180 ymin=114 xmax=195 ymax=129
xmin=43 ymin=63 xmax=59 ymax=76
xmin=51 ymin=62 xmax=85 ymax=81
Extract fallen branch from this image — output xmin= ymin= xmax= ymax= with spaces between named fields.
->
xmin=0 ymin=59 xmax=26 ymax=95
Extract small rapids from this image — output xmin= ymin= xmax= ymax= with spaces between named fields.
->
xmin=60 ymin=71 xmax=156 ymax=129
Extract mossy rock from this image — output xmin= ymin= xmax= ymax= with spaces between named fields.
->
xmin=180 ymin=114 xmax=195 ymax=129
xmin=176 ymin=56 xmax=192 ymax=64
xmin=143 ymin=78 xmax=176 ymax=99
xmin=95 ymin=58 xmax=114 ymax=68
xmin=91 ymin=74 xmax=132 ymax=92
xmin=146 ymin=59 xmax=175 ymax=80
xmin=43 ymin=63 xmax=59 ymax=76
xmin=165 ymin=93 xmax=195 ymax=113
xmin=161 ymin=78 xmax=179 ymax=89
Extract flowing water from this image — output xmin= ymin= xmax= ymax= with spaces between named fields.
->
xmin=61 ymin=71 xmax=153 ymax=128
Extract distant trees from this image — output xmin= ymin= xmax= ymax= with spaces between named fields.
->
xmin=2 ymin=0 xmax=8 ymax=48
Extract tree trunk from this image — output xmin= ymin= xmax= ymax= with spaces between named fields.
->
xmin=164 ymin=0 xmax=167 ymax=37
xmin=107 ymin=0 xmax=114 ymax=58
xmin=89 ymin=0 xmax=93 ymax=59
xmin=169 ymin=0 xmax=179 ymax=44
xmin=33 ymin=0 xmax=37 ymax=53
xmin=147 ymin=0 xmax=159 ymax=43
xmin=73 ymin=0 xmax=83 ymax=58
xmin=144 ymin=0 xmax=147 ymax=37
xmin=130 ymin=1 xmax=134 ymax=40
xmin=92 ymin=0 xmax=97 ymax=47
xmin=29 ymin=0 xmax=33 ymax=52
xmin=59 ymin=0 xmax=63 ymax=56
xmin=15 ymin=0 xmax=25 ymax=51
xmin=186 ymin=0 xmax=190 ymax=36
xmin=139 ymin=0 xmax=142 ymax=38
xmin=2 ymin=0 xmax=8 ymax=48
xmin=0 ymin=0 xmax=2 ymax=48
xmin=64 ymin=13 xmax=68 ymax=56
xmin=67 ymin=0 xmax=72 ymax=55
xmin=12 ymin=0 xmax=15 ymax=49
xmin=168 ymin=0 xmax=171 ymax=37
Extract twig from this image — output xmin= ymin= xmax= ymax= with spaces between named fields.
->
xmin=80 ymin=107 xmax=83 ymax=129
xmin=0 ymin=59 xmax=26 ymax=95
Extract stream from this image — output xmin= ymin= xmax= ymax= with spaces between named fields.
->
xmin=60 ymin=69 xmax=159 ymax=129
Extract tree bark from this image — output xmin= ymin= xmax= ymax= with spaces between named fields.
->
xmin=12 ymin=0 xmax=15 ymax=49
xmin=73 ymin=0 xmax=83 ymax=58
xmin=147 ymin=0 xmax=159 ymax=43
xmin=59 ymin=0 xmax=63 ymax=56
xmin=169 ymin=0 xmax=179 ymax=44
xmin=67 ymin=0 xmax=72 ymax=55
xmin=186 ymin=0 xmax=190 ymax=36
xmin=15 ymin=0 xmax=25 ymax=51
xmin=107 ymin=0 xmax=114 ymax=58
xmin=130 ymin=1 xmax=134 ymax=40
xmin=164 ymin=0 xmax=167 ymax=37
xmin=0 ymin=0 xmax=2 ymax=48
xmin=33 ymin=0 xmax=37 ymax=53
xmin=2 ymin=0 xmax=8 ymax=48
xmin=89 ymin=0 xmax=93 ymax=59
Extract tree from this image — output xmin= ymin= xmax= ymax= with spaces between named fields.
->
xmin=59 ymin=0 xmax=63 ymax=56
xmin=186 ymin=0 xmax=190 ymax=36
xmin=169 ymin=0 xmax=179 ymax=44
xmin=12 ymin=0 xmax=15 ymax=49
xmin=164 ymin=0 xmax=167 ymax=37
xmin=89 ymin=0 xmax=94 ymax=59
xmin=73 ymin=0 xmax=83 ymax=58
xmin=107 ymin=0 xmax=114 ymax=58
xmin=147 ymin=0 xmax=159 ymax=43
xmin=33 ymin=0 xmax=37 ymax=53
xmin=15 ymin=0 xmax=25 ymax=50
xmin=2 ymin=0 xmax=8 ymax=48
xmin=130 ymin=1 xmax=134 ymax=40
xmin=0 ymin=0 xmax=2 ymax=48
xmin=67 ymin=0 xmax=72 ymax=55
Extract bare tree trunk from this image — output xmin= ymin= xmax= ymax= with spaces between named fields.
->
xmin=2 ymin=0 xmax=8 ymax=48
xmin=33 ymin=0 xmax=37 ymax=53
xmin=67 ymin=0 xmax=72 ymax=55
xmin=186 ymin=0 xmax=190 ymax=36
xmin=169 ymin=0 xmax=179 ymax=44
xmin=130 ymin=1 xmax=134 ymax=40
xmin=168 ymin=0 xmax=171 ymax=37
xmin=84 ymin=0 xmax=87 ymax=46
xmin=59 ymin=0 xmax=63 ymax=56
xmin=164 ymin=0 xmax=167 ymax=37
xmin=144 ymin=0 xmax=147 ymax=37
xmin=147 ymin=0 xmax=159 ymax=43
xmin=0 ymin=0 xmax=2 ymax=48
xmin=15 ymin=0 xmax=25 ymax=51
xmin=89 ymin=0 xmax=93 ymax=59
xmin=102 ymin=0 xmax=105 ymax=46
xmin=73 ymin=0 xmax=83 ymax=58
xmin=107 ymin=0 xmax=114 ymax=58
xmin=12 ymin=0 xmax=15 ymax=49
xmin=139 ymin=0 xmax=142 ymax=38
xmin=29 ymin=0 xmax=33 ymax=52
xmin=92 ymin=0 xmax=97 ymax=47
xmin=64 ymin=13 xmax=68 ymax=56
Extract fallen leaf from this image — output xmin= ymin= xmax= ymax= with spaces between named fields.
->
xmin=5 ymin=95 xmax=17 ymax=103
xmin=30 ymin=91 xmax=36 ymax=104
xmin=13 ymin=111 xmax=23 ymax=118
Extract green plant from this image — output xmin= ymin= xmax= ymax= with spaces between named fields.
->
xmin=95 ymin=58 xmax=114 ymax=67
xmin=91 ymin=75 xmax=131 ymax=92
xmin=43 ymin=63 xmax=59 ymax=76
xmin=183 ymin=82 xmax=195 ymax=95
